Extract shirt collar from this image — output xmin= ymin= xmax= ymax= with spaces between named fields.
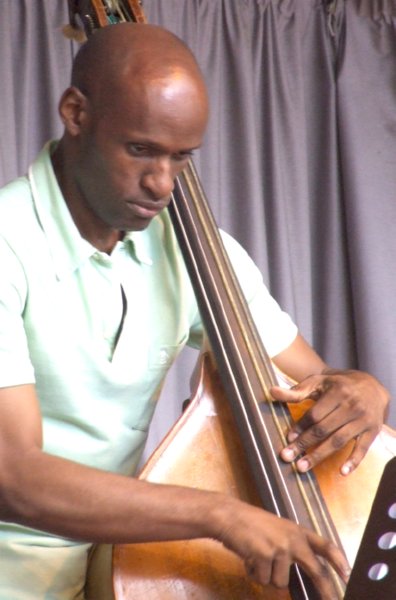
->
xmin=28 ymin=141 xmax=154 ymax=278
xmin=122 ymin=231 xmax=153 ymax=266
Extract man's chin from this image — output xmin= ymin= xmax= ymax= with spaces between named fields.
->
xmin=121 ymin=216 xmax=155 ymax=233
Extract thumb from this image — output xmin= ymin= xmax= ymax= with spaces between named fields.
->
xmin=270 ymin=385 xmax=307 ymax=403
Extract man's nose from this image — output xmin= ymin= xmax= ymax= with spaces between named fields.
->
xmin=141 ymin=159 xmax=175 ymax=199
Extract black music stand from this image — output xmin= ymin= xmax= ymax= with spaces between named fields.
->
xmin=344 ymin=456 xmax=396 ymax=599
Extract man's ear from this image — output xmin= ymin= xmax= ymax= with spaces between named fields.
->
xmin=58 ymin=86 xmax=89 ymax=136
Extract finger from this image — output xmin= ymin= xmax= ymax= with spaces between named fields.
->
xmin=339 ymin=430 xmax=377 ymax=475
xmin=307 ymin=531 xmax=351 ymax=584
xmin=270 ymin=379 xmax=324 ymax=404
xmin=270 ymin=385 xmax=304 ymax=403
xmin=282 ymin=421 xmax=375 ymax=473
xmin=270 ymin=556 xmax=293 ymax=589
xmin=284 ymin=387 xmax=348 ymax=445
xmin=280 ymin=420 xmax=356 ymax=470
xmin=301 ymin=558 xmax=339 ymax=600
xmin=280 ymin=405 xmax=347 ymax=463
xmin=282 ymin=388 xmax=378 ymax=467
xmin=289 ymin=543 xmax=344 ymax=600
xmin=292 ymin=536 xmax=350 ymax=600
xmin=288 ymin=386 xmax=343 ymax=432
xmin=244 ymin=556 xmax=272 ymax=586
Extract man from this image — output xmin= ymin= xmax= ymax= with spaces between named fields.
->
xmin=0 ymin=22 xmax=389 ymax=599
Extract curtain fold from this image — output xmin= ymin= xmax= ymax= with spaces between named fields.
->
xmin=0 ymin=1 xmax=72 ymax=183
xmin=1 ymin=1 xmax=395 ymax=456
xmin=337 ymin=0 xmax=396 ymax=384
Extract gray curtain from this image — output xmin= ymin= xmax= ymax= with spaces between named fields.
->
xmin=1 ymin=0 xmax=396 ymax=458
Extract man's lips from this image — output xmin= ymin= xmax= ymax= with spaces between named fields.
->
xmin=127 ymin=199 xmax=169 ymax=219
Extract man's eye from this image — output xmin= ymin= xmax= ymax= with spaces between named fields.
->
xmin=127 ymin=144 xmax=149 ymax=156
xmin=173 ymin=151 xmax=194 ymax=162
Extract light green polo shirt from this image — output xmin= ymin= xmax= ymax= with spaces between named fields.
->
xmin=0 ymin=142 xmax=297 ymax=598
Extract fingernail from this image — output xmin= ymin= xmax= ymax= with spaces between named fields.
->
xmin=287 ymin=431 xmax=298 ymax=443
xmin=341 ymin=565 xmax=352 ymax=582
xmin=296 ymin=457 xmax=310 ymax=472
xmin=281 ymin=447 xmax=296 ymax=461
xmin=341 ymin=462 xmax=353 ymax=476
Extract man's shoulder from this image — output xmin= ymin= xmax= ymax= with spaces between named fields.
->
xmin=0 ymin=174 xmax=31 ymax=197
xmin=0 ymin=175 xmax=33 ymax=220
xmin=0 ymin=176 xmax=40 ymax=252
xmin=0 ymin=142 xmax=56 ymax=228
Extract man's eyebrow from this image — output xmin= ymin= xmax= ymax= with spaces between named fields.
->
xmin=129 ymin=139 xmax=202 ymax=153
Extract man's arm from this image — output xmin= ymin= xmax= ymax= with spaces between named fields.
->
xmin=271 ymin=333 xmax=390 ymax=475
xmin=0 ymin=382 xmax=350 ymax=598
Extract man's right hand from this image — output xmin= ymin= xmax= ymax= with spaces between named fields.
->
xmin=214 ymin=497 xmax=350 ymax=599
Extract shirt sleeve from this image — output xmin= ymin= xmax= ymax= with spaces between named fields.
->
xmin=0 ymin=235 xmax=36 ymax=388
xmin=188 ymin=230 xmax=298 ymax=358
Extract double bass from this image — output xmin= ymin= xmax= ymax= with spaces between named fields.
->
xmin=66 ymin=2 xmax=396 ymax=598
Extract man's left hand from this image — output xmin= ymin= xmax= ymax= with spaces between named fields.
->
xmin=270 ymin=370 xmax=389 ymax=475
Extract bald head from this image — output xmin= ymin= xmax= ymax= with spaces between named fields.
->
xmin=71 ymin=23 xmax=208 ymax=114
xmin=54 ymin=22 xmax=209 ymax=246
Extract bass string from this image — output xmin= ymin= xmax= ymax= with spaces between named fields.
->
xmin=174 ymin=167 xmax=344 ymax=597
xmin=179 ymin=163 xmax=340 ymax=546
xmin=174 ymin=166 xmax=301 ymax=514
xmin=169 ymin=176 xmax=316 ymax=599
xmin=169 ymin=183 xmax=291 ymax=521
